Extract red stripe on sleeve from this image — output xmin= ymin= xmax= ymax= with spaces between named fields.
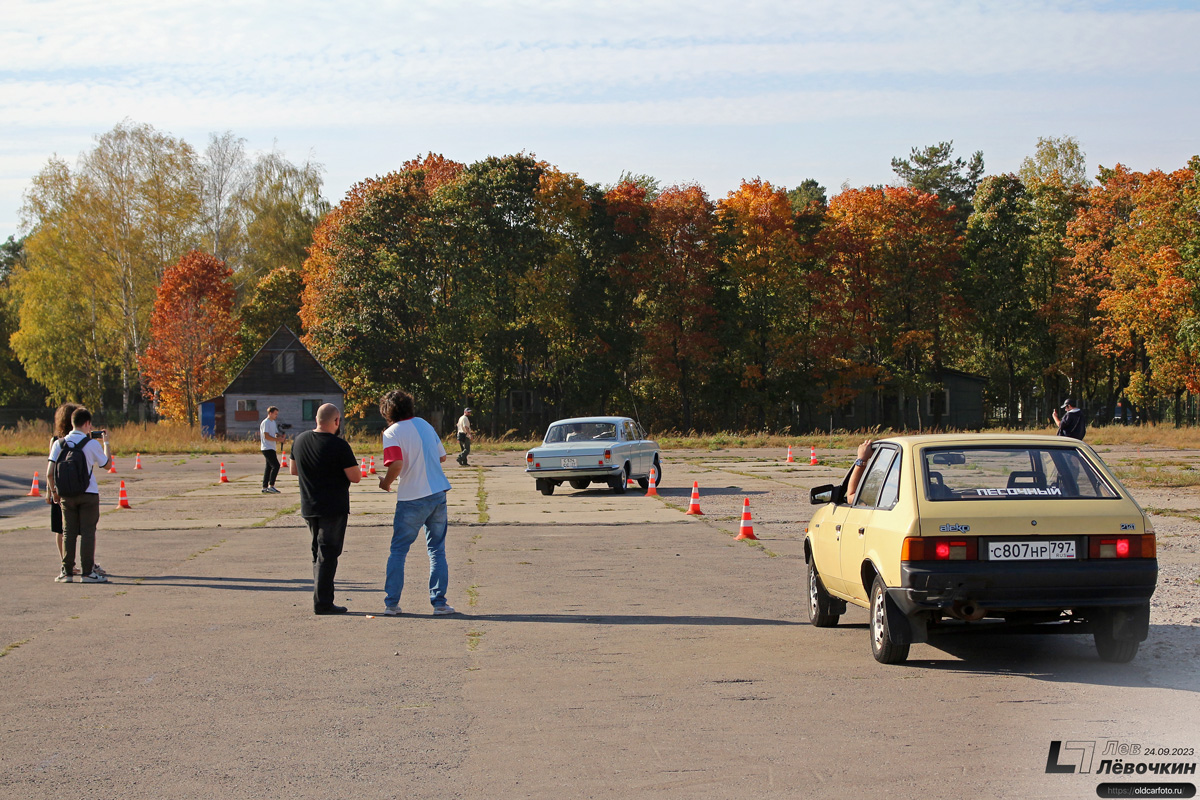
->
xmin=383 ymin=445 xmax=403 ymax=466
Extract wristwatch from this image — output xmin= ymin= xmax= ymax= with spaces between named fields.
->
xmin=854 ymin=458 xmax=866 ymax=467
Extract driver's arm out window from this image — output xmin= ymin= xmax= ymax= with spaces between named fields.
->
xmin=855 ymin=450 xmax=896 ymax=508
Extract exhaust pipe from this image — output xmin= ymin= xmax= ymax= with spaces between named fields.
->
xmin=951 ymin=602 xmax=988 ymax=621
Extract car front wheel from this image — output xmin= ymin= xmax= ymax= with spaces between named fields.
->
xmin=870 ymin=576 xmax=910 ymax=664
xmin=807 ymin=558 xmax=841 ymax=628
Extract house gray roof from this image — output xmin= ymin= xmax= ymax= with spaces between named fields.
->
xmin=221 ymin=326 xmax=344 ymax=396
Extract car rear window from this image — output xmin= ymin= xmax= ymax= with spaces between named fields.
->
xmin=544 ymin=422 xmax=618 ymax=444
xmin=921 ymin=446 xmax=1119 ymax=501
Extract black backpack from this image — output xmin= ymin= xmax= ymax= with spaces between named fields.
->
xmin=53 ymin=436 xmax=93 ymax=497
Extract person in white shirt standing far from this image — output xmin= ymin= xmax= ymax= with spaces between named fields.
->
xmin=377 ymin=389 xmax=457 ymax=617
xmin=455 ymin=407 xmax=473 ymax=466
xmin=259 ymin=406 xmax=287 ymax=494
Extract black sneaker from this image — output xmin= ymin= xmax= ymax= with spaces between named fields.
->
xmin=314 ymin=605 xmax=348 ymax=615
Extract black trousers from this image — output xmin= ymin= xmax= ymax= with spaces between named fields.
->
xmin=61 ymin=493 xmax=100 ymax=574
xmin=262 ymin=449 xmax=280 ymax=488
xmin=306 ymin=514 xmax=347 ymax=610
xmin=457 ymin=433 xmax=471 ymax=463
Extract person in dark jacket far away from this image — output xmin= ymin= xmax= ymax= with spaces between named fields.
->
xmin=1053 ymin=398 xmax=1087 ymax=440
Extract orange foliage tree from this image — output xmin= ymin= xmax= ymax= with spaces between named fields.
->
xmin=141 ymin=250 xmax=239 ymax=424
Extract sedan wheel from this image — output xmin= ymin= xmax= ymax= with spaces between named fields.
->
xmin=870 ymin=576 xmax=910 ymax=664
xmin=1094 ymin=628 xmax=1140 ymax=663
xmin=806 ymin=558 xmax=841 ymax=628
xmin=569 ymin=479 xmax=590 ymax=490
xmin=537 ymin=479 xmax=555 ymax=496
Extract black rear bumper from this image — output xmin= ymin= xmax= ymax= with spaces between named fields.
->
xmin=895 ymin=559 xmax=1158 ymax=614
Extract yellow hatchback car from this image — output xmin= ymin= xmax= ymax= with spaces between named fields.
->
xmin=805 ymin=435 xmax=1158 ymax=664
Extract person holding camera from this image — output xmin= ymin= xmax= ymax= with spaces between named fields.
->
xmin=46 ymin=406 xmax=111 ymax=583
xmin=259 ymin=406 xmax=287 ymax=494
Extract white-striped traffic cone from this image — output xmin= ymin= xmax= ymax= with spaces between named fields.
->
xmin=220 ymin=462 xmax=229 ymax=483
xmin=786 ymin=446 xmax=794 ymax=463
xmin=361 ymin=458 xmax=368 ymax=477
xmin=118 ymin=480 xmax=131 ymax=509
xmin=134 ymin=453 xmax=143 ymax=470
xmin=736 ymin=497 xmax=757 ymax=540
xmin=369 ymin=456 xmax=377 ymax=475
xmin=645 ymin=467 xmax=658 ymax=496
xmin=685 ymin=481 xmax=703 ymax=515
xmin=810 ymin=445 xmax=818 ymax=466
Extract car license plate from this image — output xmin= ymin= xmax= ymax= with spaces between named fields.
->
xmin=988 ymin=540 xmax=1075 ymax=560
xmin=561 ymin=458 xmax=577 ymax=468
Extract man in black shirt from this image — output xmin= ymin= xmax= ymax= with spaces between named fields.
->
xmin=290 ymin=403 xmax=361 ymax=614
xmin=1053 ymin=397 xmax=1087 ymax=440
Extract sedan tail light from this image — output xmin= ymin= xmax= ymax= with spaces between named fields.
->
xmin=604 ymin=449 xmax=611 ymax=462
xmin=902 ymin=537 xmax=978 ymax=561
xmin=1089 ymin=534 xmax=1155 ymax=559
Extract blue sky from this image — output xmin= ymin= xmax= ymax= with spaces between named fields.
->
xmin=3 ymin=0 xmax=1199 ymax=240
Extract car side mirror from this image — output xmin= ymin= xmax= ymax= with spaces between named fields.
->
xmin=811 ymin=484 xmax=844 ymax=505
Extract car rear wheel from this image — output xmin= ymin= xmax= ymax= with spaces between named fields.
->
xmin=806 ymin=558 xmax=841 ymax=628
xmin=537 ymin=479 xmax=555 ymax=496
xmin=1094 ymin=630 xmax=1140 ymax=663
xmin=870 ymin=576 xmax=910 ymax=664
xmin=569 ymin=479 xmax=590 ymax=490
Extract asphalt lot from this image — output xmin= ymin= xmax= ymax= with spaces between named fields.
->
xmin=0 ymin=447 xmax=1197 ymax=799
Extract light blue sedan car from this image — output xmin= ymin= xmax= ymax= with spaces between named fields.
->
xmin=525 ymin=416 xmax=661 ymax=495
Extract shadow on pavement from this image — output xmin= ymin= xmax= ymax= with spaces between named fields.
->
xmin=422 ymin=612 xmax=798 ymax=626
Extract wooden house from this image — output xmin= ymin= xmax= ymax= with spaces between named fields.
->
xmin=200 ymin=326 xmax=344 ymax=439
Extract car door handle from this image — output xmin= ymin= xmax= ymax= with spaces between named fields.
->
xmin=834 ymin=524 xmax=841 ymax=541
xmin=858 ymin=527 xmax=865 ymax=537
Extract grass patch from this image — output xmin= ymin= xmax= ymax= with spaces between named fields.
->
xmin=1109 ymin=464 xmax=1200 ymax=489
xmin=0 ymin=638 xmax=31 ymax=658
xmin=251 ymin=503 xmax=301 ymax=528
xmin=187 ymin=538 xmax=227 ymax=560
xmin=466 ymin=584 xmax=479 ymax=607
xmin=475 ymin=468 xmax=489 ymax=524
xmin=466 ymin=630 xmax=484 ymax=651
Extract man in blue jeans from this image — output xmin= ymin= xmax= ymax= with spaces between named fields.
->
xmin=377 ymin=389 xmax=457 ymax=617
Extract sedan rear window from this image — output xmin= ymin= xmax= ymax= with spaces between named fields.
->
xmin=544 ymin=422 xmax=617 ymax=444
xmin=922 ymin=446 xmax=1119 ymax=501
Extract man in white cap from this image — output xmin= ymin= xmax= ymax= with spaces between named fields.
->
xmin=455 ymin=407 xmax=473 ymax=466
xmin=1053 ymin=398 xmax=1086 ymax=440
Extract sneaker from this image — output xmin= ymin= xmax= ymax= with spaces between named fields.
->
xmin=314 ymin=604 xmax=347 ymax=615
xmin=267 ymin=486 xmax=281 ymax=494
xmin=80 ymin=570 xmax=108 ymax=583
xmin=383 ymin=606 xmax=401 ymax=616
xmin=262 ymin=488 xmax=271 ymax=494
xmin=55 ymin=568 xmax=72 ymax=583
xmin=91 ymin=563 xmax=107 ymax=577
xmin=432 ymin=604 xmax=457 ymax=616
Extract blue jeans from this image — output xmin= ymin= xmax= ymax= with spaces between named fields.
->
xmin=384 ymin=491 xmax=449 ymax=608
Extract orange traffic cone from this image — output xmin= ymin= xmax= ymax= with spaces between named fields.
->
xmin=220 ymin=462 xmax=229 ymax=483
xmin=786 ymin=446 xmax=794 ymax=463
xmin=369 ymin=456 xmax=377 ymax=475
xmin=134 ymin=453 xmax=143 ymax=470
xmin=280 ymin=451 xmax=289 ymax=469
xmin=360 ymin=458 xmax=368 ymax=477
xmin=810 ymin=445 xmax=818 ymax=466
xmin=685 ymin=480 xmax=704 ymax=515
xmin=626 ymin=473 xmax=635 ymax=489
xmin=118 ymin=480 xmax=131 ymax=509
xmin=736 ymin=498 xmax=757 ymax=540
xmin=645 ymin=466 xmax=659 ymax=496
xmin=27 ymin=471 xmax=41 ymax=497
xmin=108 ymin=457 xmax=117 ymax=474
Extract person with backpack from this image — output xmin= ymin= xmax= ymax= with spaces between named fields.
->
xmin=46 ymin=406 xmax=111 ymax=583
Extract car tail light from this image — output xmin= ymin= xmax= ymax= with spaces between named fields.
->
xmin=1089 ymin=534 xmax=1155 ymax=558
xmin=526 ymin=453 xmax=533 ymax=464
xmin=902 ymin=537 xmax=978 ymax=561
xmin=604 ymin=449 xmax=611 ymax=462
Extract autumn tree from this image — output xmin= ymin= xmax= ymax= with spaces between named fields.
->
xmin=238 ymin=151 xmax=328 ymax=295
xmin=141 ymin=251 xmax=240 ymax=424
xmin=238 ymin=265 xmax=304 ymax=355
xmin=821 ymin=187 xmax=963 ymax=428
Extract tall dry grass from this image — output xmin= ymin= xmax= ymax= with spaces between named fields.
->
xmin=6 ymin=419 xmax=1200 ymax=457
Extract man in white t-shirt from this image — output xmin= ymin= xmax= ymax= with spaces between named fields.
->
xmin=377 ymin=389 xmax=456 ymax=616
xmin=455 ymin=407 xmax=473 ymax=466
xmin=259 ymin=406 xmax=286 ymax=493
xmin=46 ymin=406 xmax=111 ymax=583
